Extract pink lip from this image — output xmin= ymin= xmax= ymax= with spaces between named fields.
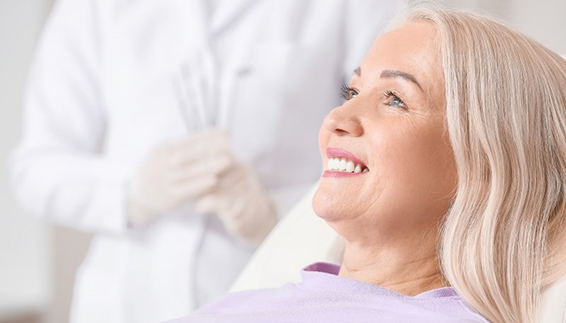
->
xmin=326 ymin=147 xmax=368 ymax=169
xmin=322 ymin=170 xmax=365 ymax=178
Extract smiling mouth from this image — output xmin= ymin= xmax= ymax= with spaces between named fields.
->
xmin=327 ymin=157 xmax=369 ymax=173
xmin=325 ymin=147 xmax=369 ymax=174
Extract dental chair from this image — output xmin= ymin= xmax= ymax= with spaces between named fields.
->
xmin=231 ymin=184 xmax=566 ymax=323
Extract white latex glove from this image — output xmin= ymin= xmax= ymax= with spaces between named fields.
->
xmin=126 ymin=130 xmax=232 ymax=226
xmin=195 ymin=159 xmax=278 ymax=247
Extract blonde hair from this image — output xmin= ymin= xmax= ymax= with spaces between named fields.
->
xmin=396 ymin=6 xmax=566 ymax=323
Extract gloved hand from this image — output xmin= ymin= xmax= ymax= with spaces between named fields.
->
xmin=195 ymin=155 xmax=279 ymax=247
xmin=126 ymin=130 xmax=232 ymax=226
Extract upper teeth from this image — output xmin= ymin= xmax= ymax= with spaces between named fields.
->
xmin=327 ymin=158 xmax=368 ymax=173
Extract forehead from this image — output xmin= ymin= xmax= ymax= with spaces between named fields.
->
xmin=359 ymin=22 xmax=442 ymax=95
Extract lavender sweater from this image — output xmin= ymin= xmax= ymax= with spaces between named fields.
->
xmin=168 ymin=263 xmax=489 ymax=323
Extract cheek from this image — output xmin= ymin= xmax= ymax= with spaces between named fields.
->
xmin=370 ymin=126 xmax=456 ymax=219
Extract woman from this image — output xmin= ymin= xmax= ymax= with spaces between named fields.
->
xmin=170 ymin=6 xmax=566 ymax=323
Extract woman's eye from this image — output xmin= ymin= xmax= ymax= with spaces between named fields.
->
xmin=384 ymin=91 xmax=407 ymax=109
xmin=340 ymin=85 xmax=359 ymax=101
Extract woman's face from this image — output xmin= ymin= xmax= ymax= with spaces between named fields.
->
xmin=313 ymin=22 xmax=457 ymax=243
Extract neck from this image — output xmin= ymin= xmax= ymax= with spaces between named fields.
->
xmin=338 ymin=240 xmax=447 ymax=296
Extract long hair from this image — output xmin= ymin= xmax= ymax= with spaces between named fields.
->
xmin=395 ymin=6 xmax=566 ymax=323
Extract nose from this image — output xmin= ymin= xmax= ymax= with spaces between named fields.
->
xmin=323 ymin=106 xmax=364 ymax=137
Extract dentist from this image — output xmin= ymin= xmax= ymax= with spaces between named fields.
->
xmin=10 ymin=0 xmax=403 ymax=322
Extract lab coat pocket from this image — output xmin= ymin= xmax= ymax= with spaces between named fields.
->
xmin=247 ymin=41 xmax=297 ymax=92
xmin=231 ymin=41 xmax=332 ymax=186
xmin=230 ymin=41 xmax=298 ymax=162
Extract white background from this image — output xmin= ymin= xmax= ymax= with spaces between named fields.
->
xmin=0 ymin=0 xmax=51 ymax=321
xmin=0 ymin=0 xmax=564 ymax=322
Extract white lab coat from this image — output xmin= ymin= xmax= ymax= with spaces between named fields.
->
xmin=11 ymin=0 xmax=403 ymax=322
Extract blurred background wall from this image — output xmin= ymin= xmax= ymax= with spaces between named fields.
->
xmin=0 ymin=0 xmax=564 ymax=323
xmin=0 ymin=1 xmax=51 ymax=322
xmin=0 ymin=1 xmax=91 ymax=323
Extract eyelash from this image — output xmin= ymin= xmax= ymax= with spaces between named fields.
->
xmin=383 ymin=90 xmax=407 ymax=110
xmin=340 ymin=84 xmax=358 ymax=101
xmin=340 ymin=85 xmax=407 ymax=110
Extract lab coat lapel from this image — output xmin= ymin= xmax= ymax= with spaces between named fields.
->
xmin=210 ymin=0 xmax=261 ymax=35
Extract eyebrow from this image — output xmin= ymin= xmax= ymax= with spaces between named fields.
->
xmin=380 ymin=69 xmax=423 ymax=91
xmin=353 ymin=67 xmax=361 ymax=77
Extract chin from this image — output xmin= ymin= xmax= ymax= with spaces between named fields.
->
xmin=312 ymin=181 xmax=345 ymax=222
